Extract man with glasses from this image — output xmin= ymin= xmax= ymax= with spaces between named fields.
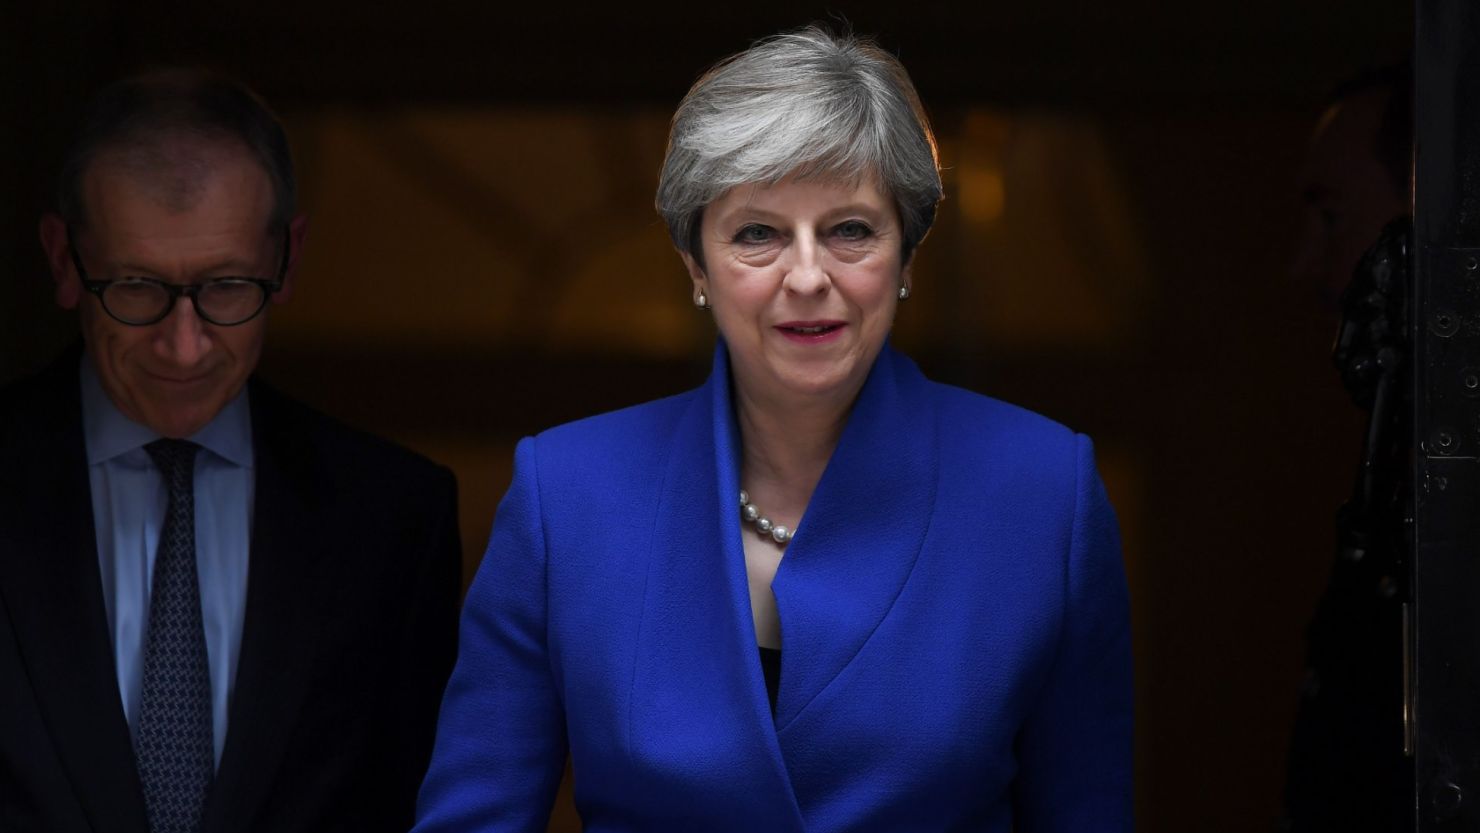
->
xmin=0 ymin=70 xmax=461 ymax=833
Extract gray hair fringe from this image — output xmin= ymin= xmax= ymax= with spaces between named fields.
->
xmin=656 ymin=26 xmax=943 ymax=266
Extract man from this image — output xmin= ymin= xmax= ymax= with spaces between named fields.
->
xmin=0 ymin=70 xmax=462 ymax=833
xmin=1282 ymin=64 xmax=1412 ymax=833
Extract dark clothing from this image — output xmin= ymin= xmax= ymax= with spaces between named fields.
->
xmin=0 ymin=350 xmax=462 ymax=833
xmin=1283 ymin=541 xmax=1411 ymax=832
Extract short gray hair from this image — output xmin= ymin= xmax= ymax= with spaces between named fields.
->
xmin=656 ymin=26 xmax=942 ymax=267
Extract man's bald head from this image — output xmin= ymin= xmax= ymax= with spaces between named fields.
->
xmin=57 ymin=69 xmax=295 ymax=232
xmin=87 ymin=132 xmax=258 ymax=222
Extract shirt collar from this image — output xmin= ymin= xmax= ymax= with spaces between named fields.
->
xmin=79 ymin=352 xmax=254 ymax=468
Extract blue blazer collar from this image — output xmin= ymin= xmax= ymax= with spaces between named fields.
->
xmin=628 ymin=344 xmax=804 ymax=830
xmin=633 ymin=340 xmax=941 ymax=828
xmin=633 ymin=339 xmax=938 ymax=821
xmin=710 ymin=340 xmax=941 ymax=729
xmin=725 ymin=343 xmax=940 ymax=731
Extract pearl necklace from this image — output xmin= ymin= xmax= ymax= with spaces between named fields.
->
xmin=740 ymin=489 xmax=794 ymax=545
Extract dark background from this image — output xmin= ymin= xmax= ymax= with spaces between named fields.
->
xmin=1 ymin=2 xmax=1412 ymax=830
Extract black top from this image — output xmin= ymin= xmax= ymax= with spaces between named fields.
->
xmin=758 ymin=647 xmax=781 ymax=713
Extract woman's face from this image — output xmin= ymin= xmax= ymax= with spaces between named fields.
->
xmin=686 ymin=175 xmax=909 ymax=412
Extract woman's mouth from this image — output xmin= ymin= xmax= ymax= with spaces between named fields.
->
xmin=775 ymin=321 xmax=846 ymax=342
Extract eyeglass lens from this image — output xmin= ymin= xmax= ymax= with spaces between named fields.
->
xmin=104 ymin=280 xmax=267 ymax=325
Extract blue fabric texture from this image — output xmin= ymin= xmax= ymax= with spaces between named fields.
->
xmin=79 ymin=354 xmax=253 ymax=768
xmin=414 ymin=342 xmax=1133 ymax=832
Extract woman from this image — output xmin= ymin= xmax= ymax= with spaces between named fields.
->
xmin=414 ymin=27 xmax=1131 ymax=832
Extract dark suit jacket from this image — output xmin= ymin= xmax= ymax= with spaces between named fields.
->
xmin=0 ymin=349 xmax=462 ymax=833
xmin=415 ymin=342 xmax=1131 ymax=833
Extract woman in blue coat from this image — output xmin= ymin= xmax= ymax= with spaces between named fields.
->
xmin=414 ymin=26 xmax=1132 ymax=832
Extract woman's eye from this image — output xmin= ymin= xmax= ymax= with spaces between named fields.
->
xmin=834 ymin=221 xmax=873 ymax=241
xmin=734 ymin=224 xmax=774 ymax=244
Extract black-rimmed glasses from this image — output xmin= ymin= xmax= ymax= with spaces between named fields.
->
xmin=67 ymin=225 xmax=291 ymax=326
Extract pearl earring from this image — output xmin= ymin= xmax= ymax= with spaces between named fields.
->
xmin=695 ymin=292 xmax=709 ymax=310
xmin=898 ymin=285 xmax=911 ymax=300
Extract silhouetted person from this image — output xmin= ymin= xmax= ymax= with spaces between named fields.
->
xmin=1282 ymin=63 xmax=1413 ymax=833
xmin=1291 ymin=67 xmax=1411 ymax=312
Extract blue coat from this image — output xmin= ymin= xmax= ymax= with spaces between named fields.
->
xmin=414 ymin=343 xmax=1132 ymax=832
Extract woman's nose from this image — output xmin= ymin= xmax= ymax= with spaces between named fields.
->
xmin=782 ymin=236 xmax=831 ymax=296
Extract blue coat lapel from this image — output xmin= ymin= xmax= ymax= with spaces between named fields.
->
xmin=630 ymin=342 xmax=937 ymax=824
xmin=626 ymin=343 xmax=804 ymax=831
xmin=764 ymin=343 xmax=939 ymax=731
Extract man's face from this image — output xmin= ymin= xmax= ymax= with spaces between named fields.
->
xmin=1291 ymin=88 xmax=1410 ymax=312
xmin=56 ymin=143 xmax=290 ymax=438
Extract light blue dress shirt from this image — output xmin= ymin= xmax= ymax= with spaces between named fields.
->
xmin=80 ymin=355 xmax=253 ymax=768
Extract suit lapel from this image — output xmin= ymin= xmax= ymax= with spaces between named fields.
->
xmin=0 ymin=351 xmax=150 ymax=833
xmin=769 ymin=344 xmax=939 ymax=732
xmin=626 ymin=345 xmax=805 ymax=831
xmin=201 ymin=383 xmax=325 ymax=833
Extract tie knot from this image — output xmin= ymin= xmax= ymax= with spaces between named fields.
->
xmin=145 ymin=439 xmax=201 ymax=479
